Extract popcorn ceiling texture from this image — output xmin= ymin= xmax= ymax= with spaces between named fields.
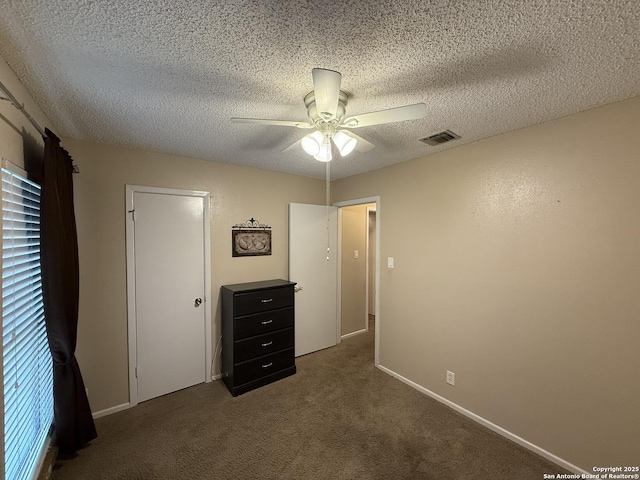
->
xmin=0 ymin=0 xmax=638 ymax=179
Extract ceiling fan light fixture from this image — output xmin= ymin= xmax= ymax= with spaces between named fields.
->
xmin=301 ymin=131 xmax=324 ymax=156
xmin=333 ymin=131 xmax=357 ymax=156
xmin=314 ymin=139 xmax=332 ymax=162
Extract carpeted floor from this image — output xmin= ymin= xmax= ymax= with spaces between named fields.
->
xmin=52 ymin=332 xmax=567 ymax=479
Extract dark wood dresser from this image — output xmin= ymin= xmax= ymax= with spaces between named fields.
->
xmin=221 ymin=279 xmax=297 ymax=396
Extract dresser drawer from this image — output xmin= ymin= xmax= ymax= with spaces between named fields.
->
xmin=234 ymin=328 xmax=294 ymax=363
xmin=234 ymin=348 xmax=295 ymax=386
xmin=234 ymin=307 xmax=293 ymax=340
xmin=234 ymin=286 xmax=293 ymax=316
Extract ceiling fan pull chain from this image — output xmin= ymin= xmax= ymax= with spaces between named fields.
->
xmin=326 ymin=161 xmax=331 ymax=262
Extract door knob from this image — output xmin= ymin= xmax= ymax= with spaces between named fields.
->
xmin=194 ymin=298 xmax=203 ymax=307
xmin=294 ymin=286 xmax=303 ymax=293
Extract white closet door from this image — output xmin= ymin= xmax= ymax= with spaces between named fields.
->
xmin=133 ymin=191 xmax=206 ymax=402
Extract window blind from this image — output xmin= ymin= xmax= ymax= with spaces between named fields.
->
xmin=2 ymin=167 xmax=53 ymax=480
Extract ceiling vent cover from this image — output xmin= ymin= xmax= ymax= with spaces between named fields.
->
xmin=421 ymin=130 xmax=460 ymax=146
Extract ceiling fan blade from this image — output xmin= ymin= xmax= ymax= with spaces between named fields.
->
xmin=312 ymin=68 xmax=341 ymax=120
xmin=341 ymin=103 xmax=427 ymax=128
xmin=282 ymin=138 xmax=302 ymax=153
xmin=345 ymin=132 xmax=375 ymax=153
xmin=231 ymin=118 xmax=314 ymax=129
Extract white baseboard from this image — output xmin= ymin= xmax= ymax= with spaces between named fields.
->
xmin=93 ymin=378 xmax=224 ymax=419
xmin=92 ymin=402 xmax=132 ymax=419
xmin=376 ymin=364 xmax=588 ymax=475
xmin=341 ymin=328 xmax=367 ymax=340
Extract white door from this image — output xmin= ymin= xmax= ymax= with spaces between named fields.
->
xmin=133 ymin=191 xmax=207 ymax=402
xmin=289 ymin=203 xmax=338 ymax=356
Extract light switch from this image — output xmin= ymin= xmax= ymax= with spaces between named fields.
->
xmin=354 ymin=250 xmax=359 ymax=259
xmin=387 ymin=257 xmax=394 ymax=268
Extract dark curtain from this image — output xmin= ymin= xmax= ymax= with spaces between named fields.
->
xmin=40 ymin=128 xmax=97 ymax=454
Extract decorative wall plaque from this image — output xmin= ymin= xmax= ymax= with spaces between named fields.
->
xmin=232 ymin=218 xmax=272 ymax=257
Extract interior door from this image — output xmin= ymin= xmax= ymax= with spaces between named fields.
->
xmin=289 ymin=203 xmax=338 ymax=356
xmin=133 ymin=191 xmax=206 ymax=402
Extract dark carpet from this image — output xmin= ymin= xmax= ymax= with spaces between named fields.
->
xmin=52 ymin=332 xmax=566 ymax=479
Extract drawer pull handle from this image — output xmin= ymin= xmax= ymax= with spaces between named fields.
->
xmin=261 ymin=298 xmax=273 ymax=303
xmin=261 ymin=319 xmax=273 ymax=325
xmin=262 ymin=362 xmax=273 ymax=368
xmin=261 ymin=341 xmax=273 ymax=347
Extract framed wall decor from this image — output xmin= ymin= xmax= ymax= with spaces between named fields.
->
xmin=232 ymin=218 xmax=272 ymax=257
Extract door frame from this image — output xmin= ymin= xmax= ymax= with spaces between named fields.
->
xmin=125 ymin=184 xmax=212 ymax=407
xmin=334 ymin=196 xmax=381 ymax=366
xmin=365 ymin=205 xmax=377 ymax=324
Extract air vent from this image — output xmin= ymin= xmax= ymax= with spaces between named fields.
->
xmin=420 ymin=130 xmax=460 ymax=146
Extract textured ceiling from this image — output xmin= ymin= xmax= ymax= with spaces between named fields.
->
xmin=1 ymin=0 xmax=639 ymax=180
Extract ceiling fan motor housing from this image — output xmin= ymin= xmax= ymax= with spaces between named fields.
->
xmin=304 ymin=90 xmax=348 ymax=135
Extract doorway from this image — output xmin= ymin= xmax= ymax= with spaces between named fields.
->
xmin=125 ymin=185 xmax=212 ymax=405
xmin=335 ymin=197 xmax=380 ymax=366
xmin=367 ymin=206 xmax=377 ymax=332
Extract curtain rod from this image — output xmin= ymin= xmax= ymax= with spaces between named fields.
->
xmin=0 ymin=80 xmax=47 ymax=138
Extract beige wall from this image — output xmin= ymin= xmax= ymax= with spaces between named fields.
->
xmin=340 ymin=205 xmax=368 ymax=336
xmin=333 ymin=96 xmax=640 ymax=470
xmin=64 ymin=138 xmax=325 ymax=412
xmin=0 ymin=55 xmax=51 ymax=172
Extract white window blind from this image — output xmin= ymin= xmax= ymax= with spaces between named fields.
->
xmin=2 ymin=167 xmax=53 ymax=480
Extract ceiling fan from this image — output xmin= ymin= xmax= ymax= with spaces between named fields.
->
xmin=231 ymin=68 xmax=428 ymax=162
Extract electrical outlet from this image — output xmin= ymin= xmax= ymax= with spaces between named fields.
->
xmin=446 ymin=370 xmax=455 ymax=386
